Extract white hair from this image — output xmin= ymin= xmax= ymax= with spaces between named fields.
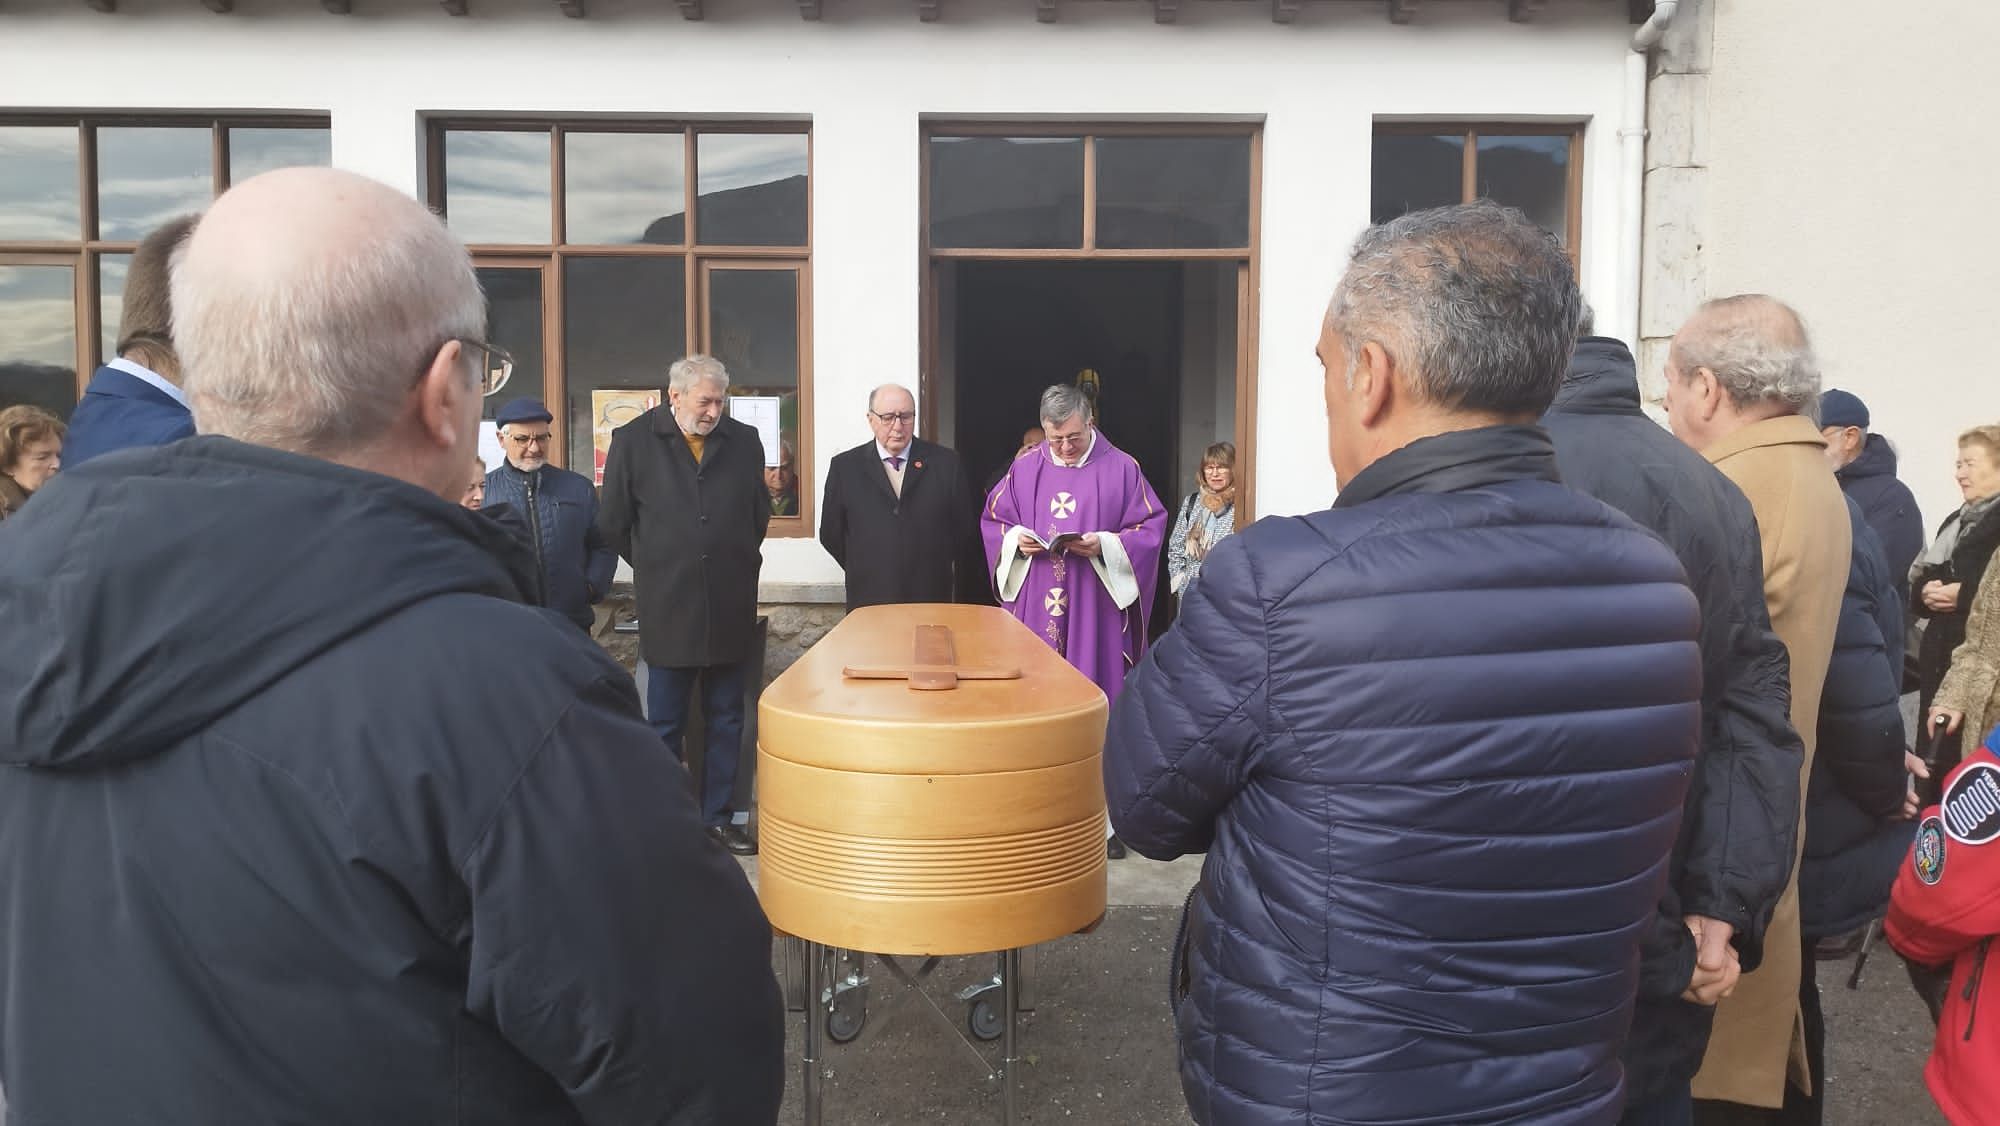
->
xmin=669 ymin=354 xmax=731 ymax=395
xmin=1673 ymin=294 xmax=1820 ymax=413
xmin=174 ymin=203 xmax=484 ymax=455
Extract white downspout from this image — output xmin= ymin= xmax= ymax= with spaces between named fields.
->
xmin=1620 ymin=0 xmax=1679 ymax=347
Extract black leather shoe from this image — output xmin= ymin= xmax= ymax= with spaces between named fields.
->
xmin=1106 ymin=835 xmax=1127 ymax=860
xmin=709 ymin=824 xmax=758 ymax=856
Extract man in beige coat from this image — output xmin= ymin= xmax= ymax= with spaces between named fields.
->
xmin=1665 ymin=294 xmax=1851 ymax=1121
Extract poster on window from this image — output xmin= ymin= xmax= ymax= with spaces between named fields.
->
xmin=729 ymin=395 xmax=784 ymax=467
xmin=592 ymin=389 xmax=662 ymax=485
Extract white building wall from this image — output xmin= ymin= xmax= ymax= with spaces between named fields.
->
xmin=0 ymin=0 xmax=1637 ymax=588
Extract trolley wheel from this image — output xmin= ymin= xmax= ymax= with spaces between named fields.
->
xmin=967 ymin=997 xmax=1004 ymax=1042
xmin=827 ymin=998 xmax=866 ymax=1044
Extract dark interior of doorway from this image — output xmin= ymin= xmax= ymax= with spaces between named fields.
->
xmin=953 ymin=260 xmax=1185 ymax=640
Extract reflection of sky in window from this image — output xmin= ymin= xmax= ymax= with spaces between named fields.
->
xmin=444 ymin=131 xmax=551 ymax=245
xmin=97 ymin=127 xmax=213 ymax=241
xmin=565 ymin=132 xmax=684 ymax=244
xmin=0 ymin=266 xmax=79 ymax=365
xmin=698 ymin=134 xmax=807 ymax=194
xmin=229 ymin=128 xmax=332 ymax=186
xmin=99 ymin=254 xmax=131 ymax=361
xmin=0 ymin=127 xmax=82 ymax=240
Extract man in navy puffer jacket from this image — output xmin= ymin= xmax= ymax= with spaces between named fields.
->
xmin=1106 ymin=202 xmax=1704 ymax=1126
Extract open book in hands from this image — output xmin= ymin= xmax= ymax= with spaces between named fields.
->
xmin=1021 ymin=530 xmax=1089 ymax=553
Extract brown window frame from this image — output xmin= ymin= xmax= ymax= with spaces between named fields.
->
xmin=918 ymin=121 xmax=1262 ymax=521
xmin=1371 ymin=121 xmax=1585 ymax=267
xmin=425 ymin=118 xmax=816 ymax=537
xmin=0 ymin=112 xmax=333 ymax=402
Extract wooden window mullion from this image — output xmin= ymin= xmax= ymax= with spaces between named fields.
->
xmin=1461 ymin=129 xmax=1478 ymax=204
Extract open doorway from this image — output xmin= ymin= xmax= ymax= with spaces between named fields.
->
xmin=932 ymin=258 xmax=1239 ymax=637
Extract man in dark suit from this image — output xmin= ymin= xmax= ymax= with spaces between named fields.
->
xmin=820 ymin=384 xmax=980 ymax=610
xmin=64 ymin=215 xmax=200 ymax=466
xmin=599 ymin=354 xmax=769 ymax=856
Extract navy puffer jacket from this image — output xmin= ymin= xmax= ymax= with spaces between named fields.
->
xmin=1799 ymin=499 xmax=1914 ymax=940
xmin=484 ymin=461 xmax=617 ymax=631
xmin=1107 ymin=426 xmax=1702 ymax=1126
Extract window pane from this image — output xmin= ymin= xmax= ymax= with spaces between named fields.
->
xmin=444 ymin=131 xmax=552 ymax=245
xmin=1477 ymin=134 xmax=1570 ymax=243
xmin=928 ymin=136 xmax=1084 ymax=250
xmin=696 ymin=133 xmax=808 ymax=247
xmin=98 ymin=252 xmax=131 ymax=365
xmin=0 ymin=127 xmax=81 ymax=241
xmin=0 ymin=265 xmax=79 ymax=417
xmin=1094 ymin=136 xmax=1251 ymax=250
xmin=228 ymin=127 xmax=332 ymax=186
xmin=1370 ymin=133 xmax=1464 ymax=225
xmin=476 ymin=266 xmax=545 ymax=424
xmin=565 ymin=132 xmax=686 ymax=245
xmin=709 ymin=268 xmax=800 ymax=491
xmin=564 ymin=256 xmax=686 ymax=480
xmin=96 ymin=127 xmax=213 ymax=241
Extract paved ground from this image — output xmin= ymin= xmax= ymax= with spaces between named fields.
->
xmin=751 ymin=854 xmax=1953 ymax=1126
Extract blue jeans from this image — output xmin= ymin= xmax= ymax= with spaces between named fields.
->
xmin=645 ymin=662 xmax=747 ymax=828
xmin=1623 ymin=1082 xmax=1694 ymax=1126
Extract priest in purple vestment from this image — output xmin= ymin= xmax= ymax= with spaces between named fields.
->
xmin=983 ymin=383 xmax=1169 ymax=711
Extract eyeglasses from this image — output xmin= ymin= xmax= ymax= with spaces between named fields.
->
xmin=454 ymin=338 xmax=515 ymax=397
xmin=1047 ymin=432 xmax=1089 ymax=449
xmin=870 ymin=411 xmax=915 ymax=426
xmin=506 ymin=432 xmax=552 ymax=447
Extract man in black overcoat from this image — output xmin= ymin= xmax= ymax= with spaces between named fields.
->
xmin=599 ymin=354 xmax=770 ymax=855
xmin=819 ymin=383 xmax=981 ymax=609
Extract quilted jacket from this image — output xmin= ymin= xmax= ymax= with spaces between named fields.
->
xmin=484 ymin=461 xmax=617 ymax=632
xmin=1799 ymin=499 xmax=1914 ymax=941
xmin=1543 ymin=337 xmax=1804 ymax=1101
xmin=1105 ymin=424 xmax=1703 ymax=1126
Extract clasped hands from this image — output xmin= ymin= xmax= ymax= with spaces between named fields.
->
xmin=1017 ymin=532 xmax=1103 ymax=558
xmin=1922 ymin=580 xmax=1962 ymax=614
xmin=1681 ymin=915 xmax=1739 ymax=1006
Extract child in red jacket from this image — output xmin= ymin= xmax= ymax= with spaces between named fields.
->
xmin=1888 ymin=722 xmax=2000 ymax=1125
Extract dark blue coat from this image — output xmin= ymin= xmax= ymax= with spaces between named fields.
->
xmin=1799 ymin=499 xmax=1915 ymax=940
xmin=1837 ymin=434 xmax=1924 ymax=604
xmin=484 ymin=461 xmax=617 ymax=632
xmin=1543 ymin=337 xmax=1804 ymax=1100
xmin=1106 ymin=426 xmax=1702 ymax=1126
xmin=62 ymin=363 xmax=196 ymax=467
xmin=0 ymin=437 xmax=783 ymax=1124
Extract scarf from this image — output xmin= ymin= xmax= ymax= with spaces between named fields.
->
xmin=1199 ymin=481 xmax=1236 ymax=516
xmin=1924 ymin=492 xmax=2000 ymax=568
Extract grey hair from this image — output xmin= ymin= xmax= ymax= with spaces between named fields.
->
xmin=175 ymin=204 xmax=485 ymax=454
xmin=1039 ymin=383 xmax=1093 ymax=427
xmin=669 ymin=354 xmax=730 ymax=394
xmin=868 ymin=383 xmax=915 ymax=412
xmin=1672 ymin=294 xmax=1820 ymax=413
xmin=1327 ymin=201 xmax=1581 ymax=416
xmin=1576 ymin=300 xmax=1595 ymax=339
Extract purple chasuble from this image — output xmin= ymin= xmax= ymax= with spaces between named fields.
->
xmin=982 ymin=431 xmax=1168 ymax=705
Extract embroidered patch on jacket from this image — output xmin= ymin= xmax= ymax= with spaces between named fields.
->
xmin=1942 ymin=762 xmax=2000 ymax=845
xmin=1915 ymin=816 xmax=1947 ymax=885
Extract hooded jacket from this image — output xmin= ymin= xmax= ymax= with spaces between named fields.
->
xmin=0 ymin=437 xmax=784 ymax=1124
xmin=1542 ymin=336 xmax=1804 ymax=1101
xmin=1799 ymin=500 xmax=1915 ymax=942
xmin=1837 ymin=433 xmax=1924 ymax=603
xmin=1106 ymin=425 xmax=1702 ymax=1125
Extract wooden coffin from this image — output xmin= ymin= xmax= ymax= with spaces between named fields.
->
xmin=756 ymin=603 xmax=1108 ymax=955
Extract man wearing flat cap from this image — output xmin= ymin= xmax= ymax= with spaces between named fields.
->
xmin=1821 ymin=388 xmax=1924 ymax=600
xmin=483 ymin=398 xmax=617 ymax=632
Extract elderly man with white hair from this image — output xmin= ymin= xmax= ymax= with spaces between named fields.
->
xmin=1666 ymin=295 xmax=1852 ymax=1124
xmin=0 ymin=168 xmax=784 ymax=1124
xmin=598 ymin=353 xmax=770 ymax=856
